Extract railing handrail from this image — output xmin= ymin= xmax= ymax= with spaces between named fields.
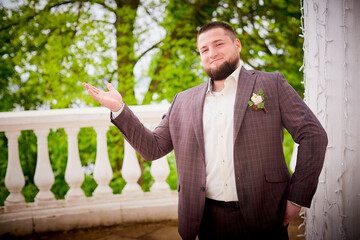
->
xmin=0 ymin=104 xmax=170 ymax=131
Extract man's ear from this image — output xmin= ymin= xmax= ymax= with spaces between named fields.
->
xmin=235 ymin=39 xmax=242 ymax=52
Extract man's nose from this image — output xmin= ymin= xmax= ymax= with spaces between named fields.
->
xmin=209 ymin=48 xmax=218 ymax=58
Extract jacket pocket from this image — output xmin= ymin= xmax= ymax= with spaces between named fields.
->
xmin=265 ymin=170 xmax=290 ymax=183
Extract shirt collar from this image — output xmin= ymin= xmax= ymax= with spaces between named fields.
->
xmin=206 ymin=64 xmax=242 ymax=95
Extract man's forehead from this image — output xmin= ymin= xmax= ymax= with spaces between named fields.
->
xmin=197 ymin=28 xmax=229 ymax=47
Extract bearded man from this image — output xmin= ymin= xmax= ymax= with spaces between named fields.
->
xmin=83 ymin=21 xmax=327 ymax=240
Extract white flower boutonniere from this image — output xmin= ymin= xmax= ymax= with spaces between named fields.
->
xmin=248 ymin=89 xmax=268 ymax=113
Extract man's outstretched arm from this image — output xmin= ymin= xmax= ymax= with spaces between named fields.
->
xmin=83 ymin=82 xmax=174 ymax=161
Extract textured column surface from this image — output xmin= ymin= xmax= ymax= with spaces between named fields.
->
xmin=4 ymin=131 xmax=26 ymax=211
xmin=122 ymin=140 xmax=142 ymax=194
xmin=93 ymin=126 xmax=113 ymax=197
xmin=64 ymin=127 xmax=85 ymax=201
xmin=303 ymin=0 xmax=360 ymax=239
xmin=150 ymin=156 xmax=170 ymax=192
xmin=34 ymin=129 xmax=56 ymax=205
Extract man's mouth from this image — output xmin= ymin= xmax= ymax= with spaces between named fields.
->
xmin=210 ymin=58 xmax=223 ymax=65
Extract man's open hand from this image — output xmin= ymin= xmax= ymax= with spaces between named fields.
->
xmin=83 ymin=83 xmax=123 ymax=112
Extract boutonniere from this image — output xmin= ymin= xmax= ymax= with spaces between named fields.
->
xmin=248 ymin=89 xmax=268 ymax=113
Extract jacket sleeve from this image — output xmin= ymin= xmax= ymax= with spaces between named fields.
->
xmin=277 ymin=73 xmax=328 ymax=207
xmin=110 ymin=95 xmax=177 ymax=161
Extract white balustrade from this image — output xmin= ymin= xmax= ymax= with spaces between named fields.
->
xmin=0 ymin=105 xmax=178 ymax=236
xmin=4 ymin=131 xmax=26 ymax=211
xmin=121 ymin=140 xmax=142 ymax=194
xmin=93 ymin=126 xmax=113 ymax=197
xmin=150 ymin=156 xmax=170 ymax=192
xmin=33 ymin=129 xmax=56 ymax=206
xmin=64 ymin=127 xmax=85 ymax=201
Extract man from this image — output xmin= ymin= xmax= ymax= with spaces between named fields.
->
xmin=83 ymin=21 xmax=327 ymax=240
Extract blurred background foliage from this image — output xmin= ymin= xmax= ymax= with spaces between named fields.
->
xmin=0 ymin=0 xmax=300 ymax=205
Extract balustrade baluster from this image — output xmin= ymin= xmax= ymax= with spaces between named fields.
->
xmin=4 ymin=131 xmax=26 ymax=211
xmin=64 ymin=127 xmax=85 ymax=201
xmin=34 ymin=129 xmax=55 ymax=206
xmin=150 ymin=156 xmax=170 ymax=192
xmin=121 ymin=140 xmax=142 ymax=194
xmin=93 ymin=126 xmax=113 ymax=197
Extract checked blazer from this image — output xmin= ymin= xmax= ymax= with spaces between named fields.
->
xmin=111 ymin=68 xmax=328 ymax=240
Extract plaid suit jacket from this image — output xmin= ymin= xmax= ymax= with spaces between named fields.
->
xmin=111 ymin=68 xmax=327 ymax=240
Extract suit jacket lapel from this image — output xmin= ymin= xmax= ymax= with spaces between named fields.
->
xmin=233 ymin=68 xmax=257 ymax=142
xmin=192 ymin=82 xmax=208 ymax=160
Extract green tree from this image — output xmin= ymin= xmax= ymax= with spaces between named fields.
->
xmin=0 ymin=0 xmax=147 ymax=110
xmin=143 ymin=0 xmax=220 ymax=104
xmin=0 ymin=0 xmax=148 ymax=203
xmin=217 ymin=0 xmax=304 ymax=96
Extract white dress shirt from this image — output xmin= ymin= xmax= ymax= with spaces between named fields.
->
xmin=203 ymin=65 xmax=241 ymax=202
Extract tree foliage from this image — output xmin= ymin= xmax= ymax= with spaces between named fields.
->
xmin=0 ymin=0 xmax=300 ymax=205
xmin=217 ymin=0 xmax=304 ymax=96
xmin=143 ymin=0 xmax=220 ymax=104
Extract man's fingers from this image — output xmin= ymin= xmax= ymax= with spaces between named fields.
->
xmin=107 ymin=83 xmax=115 ymax=91
xmin=87 ymin=88 xmax=100 ymax=101
xmin=88 ymin=84 xmax=100 ymax=94
xmin=83 ymin=83 xmax=101 ymax=95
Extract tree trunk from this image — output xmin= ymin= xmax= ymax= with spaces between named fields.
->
xmin=303 ymin=0 xmax=360 ymax=239
xmin=114 ymin=0 xmax=140 ymax=105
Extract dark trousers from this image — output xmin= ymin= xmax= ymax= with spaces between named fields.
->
xmin=198 ymin=198 xmax=289 ymax=240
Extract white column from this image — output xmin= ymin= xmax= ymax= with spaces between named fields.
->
xmin=93 ymin=126 xmax=113 ymax=197
xmin=34 ymin=129 xmax=55 ymax=205
xmin=150 ymin=156 xmax=170 ymax=192
xmin=64 ymin=127 xmax=85 ymax=201
xmin=121 ymin=140 xmax=142 ymax=194
xmin=289 ymin=143 xmax=298 ymax=173
xmin=303 ymin=0 xmax=360 ymax=239
xmin=4 ymin=131 xmax=26 ymax=211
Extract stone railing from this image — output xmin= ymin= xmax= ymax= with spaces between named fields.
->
xmin=0 ymin=105 xmax=177 ymax=236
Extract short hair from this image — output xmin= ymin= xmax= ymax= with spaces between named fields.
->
xmin=197 ymin=21 xmax=237 ymax=40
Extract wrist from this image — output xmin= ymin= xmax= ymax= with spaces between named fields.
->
xmin=112 ymin=102 xmax=123 ymax=112
xmin=111 ymin=102 xmax=124 ymax=118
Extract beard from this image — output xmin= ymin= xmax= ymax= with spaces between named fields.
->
xmin=205 ymin=57 xmax=239 ymax=81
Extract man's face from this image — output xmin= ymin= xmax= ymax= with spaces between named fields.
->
xmin=197 ymin=28 xmax=241 ymax=81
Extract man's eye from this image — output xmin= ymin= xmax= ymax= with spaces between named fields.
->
xmin=216 ymin=43 xmax=223 ymax=46
xmin=201 ymin=49 xmax=208 ymax=53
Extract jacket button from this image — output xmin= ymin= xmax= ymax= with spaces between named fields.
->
xmin=200 ymin=186 xmax=206 ymax=192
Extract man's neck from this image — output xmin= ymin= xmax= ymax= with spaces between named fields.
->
xmin=211 ymin=63 xmax=241 ymax=92
xmin=212 ymin=79 xmax=226 ymax=92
